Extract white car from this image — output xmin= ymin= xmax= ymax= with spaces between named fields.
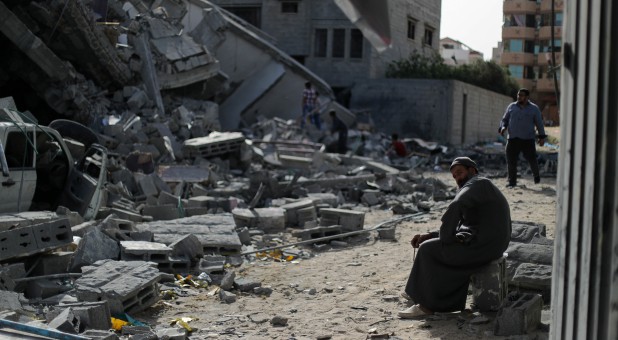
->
xmin=0 ymin=101 xmax=108 ymax=220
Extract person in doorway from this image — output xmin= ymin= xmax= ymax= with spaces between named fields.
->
xmin=498 ymin=88 xmax=547 ymax=187
xmin=398 ymin=157 xmax=511 ymax=318
xmin=387 ymin=133 xmax=408 ymax=159
xmin=301 ymin=82 xmax=317 ymax=129
xmin=330 ymin=110 xmax=348 ymax=154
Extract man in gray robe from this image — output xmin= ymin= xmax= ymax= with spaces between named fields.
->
xmin=399 ymin=156 xmax=511 ymax=318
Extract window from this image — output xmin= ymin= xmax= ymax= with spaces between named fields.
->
xmin=504 ymin=14 xmax=536 ymax=27
xmin=222 ymin=6 xmax=261 ymax=28
xmin=5 ymin=131 xmax=35 ymax=169
xmin=540 ymin=39 xmax=562 ymax=52
xmin=540 ymin=13 xmax=563 ymax=26
xmin=281 ymin=2 xmax=298 ymax=13
xmin=423 ymin=27 xmax=434 ymax=46
xmin=332 ymin=29 xmax=345 ymax=58
xmin=407 ymin=18 xmax=416 ymax=40
xmin=314 ymin=29 xmax=327 ymax=57
xmin=350 ymin=29 xmax=363 ymax=59
xmin=508 ymin=65 xmax=524 ymax=79
xmin=506 ymin=39 xmax=523 ymax=52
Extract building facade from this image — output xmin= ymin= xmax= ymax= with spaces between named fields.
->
xmin=439 ymin=37 xmax=484 ymax=66
xmin=209 ymin=0 xmax=441 ymax=100
xmin=501 ymin=0 xmax=564 ymax=124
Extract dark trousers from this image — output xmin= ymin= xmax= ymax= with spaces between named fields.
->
xmin=506 ymin=138 xmax=539 ymax=184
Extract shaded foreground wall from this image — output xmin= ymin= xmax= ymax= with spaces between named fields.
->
xmin=350 ymin=79 xmax=512 ymax=146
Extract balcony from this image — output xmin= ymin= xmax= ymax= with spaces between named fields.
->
xmin=501 ymin=52 xmax=536 ymax=65
xmin=537 ymin=52 xmax=562 ymax=66
xmin=504 ymin=0 xmax=538 ymax=13
xmin=539 ymin=26 xmax=562 ymax=39
xmin=502 ymin=26 xmax=536 ymax=40
xmin=540 ymin=0 xmax=565 ymax=12
xmin=517 ymin=79 xmax=535 ymax=90
xmin=536 ymin=78 xmax=558 ymax=92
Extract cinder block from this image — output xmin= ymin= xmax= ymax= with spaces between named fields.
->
xmin=58 ymin=301 xmax=112 ymax=330
xmin=494 ymin=293 xmax=543 ymax=335
xmin=47 ymin=307 xmax=80 ymax=334
xmin=0 ymin=226 xmax=38 ymax=261
xmin=292 ymin=225 xmax=342 ymax=241
xmin=120 ymin=241 xmax=172 ymax=263
xmin=471 ymin=256 xmax=507 ymax=312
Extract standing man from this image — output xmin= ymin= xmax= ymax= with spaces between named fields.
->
xmin=398 ymin=157 xmax=511 ymax=318
xmin=498 ymin=88 xmax=547 ymax=187
xmin=329 ymin=110 xmax=348 ymax=154
xmin=301 ymin=82 xmax=317 ymax=129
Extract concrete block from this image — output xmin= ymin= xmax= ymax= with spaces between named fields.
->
xmin=69 ymin=228 xmax=120 ymax=272
xmin=0 ymin=291 xmax=24 ymax=311
xmin=319 ymin=208 xmax=365 ymax=232
xmin=58 ymin=301 xmax=112 ymax=330
xmin=494 ymin=293 xmax=543 ymax=336
xmin=292 ymin=225 xmax=343 ymax=241
xmin=135 ymin=173 xmax=159 ymax=197
xmin=233 ymin=277 xmax=261 ymax=292
xmin=0 ymin=226 xmax=38 ymax=261
xmin=377 ymin=225 xmax=397 ymax=240
xmin=142 ymin=204 xmax=182 ymax=221
xmin=0 ymin=263 xmax=25 ymax=290
xmin=220 ymin=271 xmax=236 ymax=291
xmin=232 ymin=208 xmax=285 ymax=233
xmin=361 ymin=190 xmax=382 ymax=206
xmin=297 ymin=206 xmax=317 ymax=227
xmin=48 ymin=307 xmax=80 ymax=334
xmin=75 ymin=260 xmax=162 ymax=315
xmin=158 ymin=191 xmax=181 ymax=206
xmin=471 ymin=256 xmax=507 ymax=312
xmin=169 ymin=234 xmax=204 ymax=260
xmin=219 ymin=289 xmax=236 ymax=303
xmin=120 ymin=241 xmax=172 ymax=263
xmin=196 ymin=255 xmax=226 ymax=274
xmin=156 ymin=328 xmax=187 ymax=340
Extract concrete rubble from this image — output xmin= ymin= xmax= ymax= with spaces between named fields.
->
xmin=0 ymin=0 xmax=559 ymax=338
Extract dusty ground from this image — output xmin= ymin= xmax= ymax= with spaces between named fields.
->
xmin=137 ymin=171 xmax=557 ymax=339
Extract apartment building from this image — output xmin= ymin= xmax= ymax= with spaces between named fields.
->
xmin=209 ymin=0 xmax=441 ymax=100
xmin=501 ymin=0 xmax=564 ymax=124
xmin=440 ymin=37 xmax=484 ymax=66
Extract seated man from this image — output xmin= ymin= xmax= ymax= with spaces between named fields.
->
xmin=399 ymin=157 xmax=511 ymax=318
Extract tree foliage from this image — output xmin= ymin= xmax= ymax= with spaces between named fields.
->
xmin=385 ymin=52 xmax=520 ymax=97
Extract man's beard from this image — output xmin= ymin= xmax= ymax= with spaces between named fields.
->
xmin=457 ymin=174 xmax=474 ymax=188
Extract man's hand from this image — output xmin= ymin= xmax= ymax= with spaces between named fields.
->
xmin=498 ymin=127 xmax=506 ymax=135
xmin=537 ymin=138 xmax=545 ymax=146
xmin=411 ymin=233 xmax=433 ymax=248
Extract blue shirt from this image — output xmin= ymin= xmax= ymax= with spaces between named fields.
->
xmin=499 ymin=101 xmax=546 ymax=140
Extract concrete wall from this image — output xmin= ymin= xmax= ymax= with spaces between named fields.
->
xmin=350 ymin=79 xmax=512 ymax=146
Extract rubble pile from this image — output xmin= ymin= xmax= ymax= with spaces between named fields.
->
xmin=0 ymin=0 xmax=559 ymax=338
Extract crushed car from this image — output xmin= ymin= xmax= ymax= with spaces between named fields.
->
xmin=0 ymin=97 xmax=108 ymax=219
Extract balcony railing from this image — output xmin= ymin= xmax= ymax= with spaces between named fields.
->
xmin=502 ymin=26 xmax=537 ymax=40
xmin=536 ymin=78 xmax=557 ymax=92
xmin=504 ymin=0 xmax=538 ymax=13
xmin=537 ymin=52 xmax=562 ymax=66
xmin=538 ymin=26 xmax=563 ymax=39
xmin=501 ymin=52 xmax=536 ymax=65
xmin=540 ymin=0 xmax=565 ymax=12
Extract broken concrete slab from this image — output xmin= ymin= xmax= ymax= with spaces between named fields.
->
xmin=69 ymin=228 xmax=120 ymax=272
xmin=136 ymin=215 xmax=242 ymax=255
xmin=75 ymin=260 xmax=162 ymax=315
